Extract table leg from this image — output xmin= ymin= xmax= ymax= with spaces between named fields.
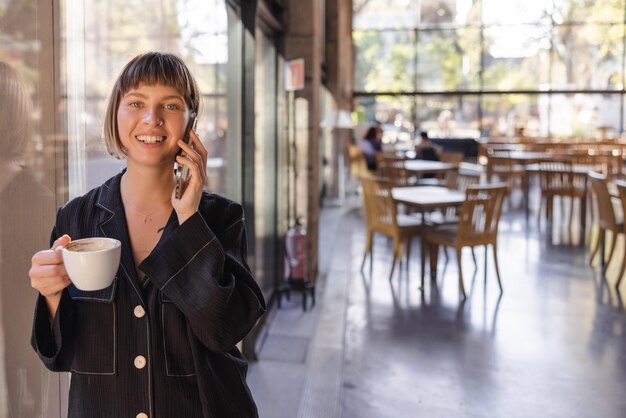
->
xmin=525 ymin=171 xmax=530 ymax=224
xmin=420 ymin=208 xmax=426 ymax=290
xmin=580 ymin=176 xmax=588 ymax=246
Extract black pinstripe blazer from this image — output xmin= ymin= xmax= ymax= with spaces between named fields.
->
xmin=31 ymin=171 xmax=266 ymax=418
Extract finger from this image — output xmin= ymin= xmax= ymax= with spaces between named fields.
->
xmin=184 ymin=133 xmax=207 ymax=184
xmin=177 ymin=138 xmax=197 ymax=156
xmin=175 ymin=147 xmax=202 ymax=178
xmin=176 ymin=155 xmax=200 ymax=184
xmin=189 ymin=130 xmax=208 ymax=165
xmin=31 ymin=274 xmax=70 ymax=289
xmin=52 ymin=234 xmax=71 ymax=251
xmin=38 ymin=279 xmax=71 ymax=297
xmin=30 ymin=263 xmax=68 ymax=279
xmin=177 ymin=139 xmax=202 ymax=164
xmin=32 ymin=249 xmax=65 ymax=266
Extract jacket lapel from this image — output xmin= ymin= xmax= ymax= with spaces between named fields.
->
xmin=95 ymin=171 xmax=145 ymax=301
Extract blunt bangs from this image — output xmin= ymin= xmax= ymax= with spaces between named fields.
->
xmin=103 ymin=52 xmax=200 ymax=159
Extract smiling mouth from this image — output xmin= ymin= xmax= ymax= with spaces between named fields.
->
xmin=136 ymin=135 xmax=167 ymax=144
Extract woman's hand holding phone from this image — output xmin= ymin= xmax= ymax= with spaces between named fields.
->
xmin=172 ymin=128 xmax=208 ymax=225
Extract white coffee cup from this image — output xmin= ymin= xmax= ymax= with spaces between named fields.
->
xmin=61 ymin=237 xmax=121 ymax=291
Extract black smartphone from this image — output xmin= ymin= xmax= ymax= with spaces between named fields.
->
xmin=174 ymin=114 xmax=198 ymax=199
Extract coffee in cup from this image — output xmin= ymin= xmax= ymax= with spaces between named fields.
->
xmin=61 ymin=237 xmax=121 ymax=291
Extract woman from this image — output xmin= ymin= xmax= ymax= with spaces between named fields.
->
xmin=29 ymin=52 xmax=266 ymax=417
xmin=357 ymin=124 xmax=383 ymax=171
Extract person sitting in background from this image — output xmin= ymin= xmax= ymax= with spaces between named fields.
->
xmin=358 ymin=124 xmax=383 ymax=171
xmin=415 ymin=131 xmax=442 ymax=162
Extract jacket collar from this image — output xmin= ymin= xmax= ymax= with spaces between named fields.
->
xmin=94 ymin=170 xmax=145 ymax=296
xmin=94 ymin=170 xmax=179 ymax=296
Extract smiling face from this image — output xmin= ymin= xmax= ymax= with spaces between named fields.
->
xmin=116 ymin=83 xmax=191 ymax=168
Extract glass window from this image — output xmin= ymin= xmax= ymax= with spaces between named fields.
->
xmin=418 ymin=0 xmax=480 ymax=27
xmin=552 ymin=0 xmax=625 ymax=24
xmin=482 ymin=25 xmax=551 ymax=90
xmin=481 ymin=94 xmax=542 ymax=138
xmin=353 ymin=0 xmax=418 ymax=30
xmin=254 ymin=29 xmax=279 ymax=294
xmin=416 ymin=95 xmax=480 ymax=138
xmin=354 ymin=95 xmax=415 ymax=146
xmin=354 ymin=30 xmax=416 ymax=93
xmin=551 ymin=23 xmax=624 ymax=90
xmin=482 ymin=0 xmax=549 ymax=25
xmin=353 ymin=1 xmax=626 ymax=138
xmin=548 ymin=93 xmax=622 ymax=138
xmin=417 ymin=28 xmax=481 ymax=91
xmin=0 ymin=3 xmax=62 ymax=416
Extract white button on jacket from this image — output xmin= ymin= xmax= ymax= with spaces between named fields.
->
xmin=134 ymin=355 xmax=147 ymax=369
xmin=134 ymin=305 xmax=145 ymax=318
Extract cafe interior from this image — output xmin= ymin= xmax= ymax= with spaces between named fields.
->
xmin=2 ymin=0 xmax=626 ymax=417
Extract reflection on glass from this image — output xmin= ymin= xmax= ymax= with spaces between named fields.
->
xmin=0 ymin=60 xmax=56 ymax=418
xmin=353 ymin=30 xmax=416 ymax=92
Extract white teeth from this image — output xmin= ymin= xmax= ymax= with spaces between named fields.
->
xmin=136 ymin=135 xmax=165 ymax=143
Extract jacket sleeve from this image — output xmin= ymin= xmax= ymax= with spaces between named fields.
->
xmin=139 ymin=203 xmax=266 ymax=352
xmin=30 ymin=223 xmax=76 ymax=372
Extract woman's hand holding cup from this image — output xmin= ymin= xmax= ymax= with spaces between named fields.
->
xmin=29 ymin=234 xmax=72 ymax=318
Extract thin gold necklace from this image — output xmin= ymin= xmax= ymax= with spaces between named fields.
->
xmin=128 ymin=202 xmax=169 ymax=224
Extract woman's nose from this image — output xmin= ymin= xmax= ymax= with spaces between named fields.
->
xmin=143 ymin=107 xmax=162 ymax=126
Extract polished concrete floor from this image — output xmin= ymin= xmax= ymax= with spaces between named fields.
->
xmin=249 ymin=192 xmax=626 ymax=418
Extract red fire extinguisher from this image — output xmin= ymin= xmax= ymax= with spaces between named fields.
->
xmin=285 ymin=218 xmax=307 ymax=281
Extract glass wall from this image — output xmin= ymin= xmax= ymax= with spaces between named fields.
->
xmin=0 ymin=2 xmax=63 ymax=417
xmin=254 ymin=28 xmax=280 ymax=296
xmin=353 ymin=0 xmax=626 ymax=140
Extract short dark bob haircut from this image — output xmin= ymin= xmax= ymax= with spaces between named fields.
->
xmin=103 ymin=52 xmax=201 ymax=159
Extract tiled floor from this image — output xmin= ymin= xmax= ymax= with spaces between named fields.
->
xmin=249 ymin=191 xmax=626 ymax=418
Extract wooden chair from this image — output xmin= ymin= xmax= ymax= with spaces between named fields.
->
xmin=378 ymin=157 xmax=416 ymax=187
xmin=344 ymin=144 xmax=369 ymax=195
xmin=440 ymin=151 xmax=464 ymax=165
xmin=613 ymin=180 xmax=626 ymax=288
xmin=421 ymin=183 xmax=508 ymax=299
xmin=538 ymin=161 xmax=586 ymax=235
xmin=588 ymin=171 xmax=623 ymax=275
xmin=486 ymin=152 xmax=525 ymax=197
xmin=345 ymin=144 xmax=369 ymax=179
xmin=359 ymin=176 xmax=422 ymax=280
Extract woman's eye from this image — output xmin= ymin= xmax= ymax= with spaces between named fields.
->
xmin=164 ymin=103 xmax=179 ymax=110
xmin=129 ymin=102 xmax=142 ymax=108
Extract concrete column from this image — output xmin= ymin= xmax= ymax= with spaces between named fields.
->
xmin=284 ymin=0 xmax=322 ymax=283
xmin=324 ymin=0 xmax=353 ymax=199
